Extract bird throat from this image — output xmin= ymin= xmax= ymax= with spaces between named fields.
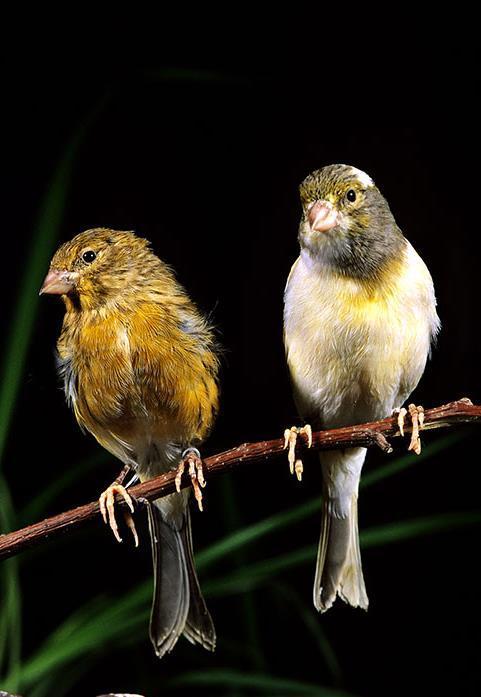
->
xmin=304 ymin=224 xmax=406 ymax=284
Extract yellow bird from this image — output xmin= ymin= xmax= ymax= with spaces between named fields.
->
xmin=40 ymin=228 xmax=219 ymax=657
xmin=283 ymin=165 xmax=440 ymax=612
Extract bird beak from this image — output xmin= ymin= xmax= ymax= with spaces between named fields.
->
xmin=39 ymin=269 xmax=74 ymax=296
xmin=308 ymin=200 xmax=338 ymax=232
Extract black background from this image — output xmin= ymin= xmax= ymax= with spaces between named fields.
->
xmin=1 ymin=40 xmax=480 ymax=697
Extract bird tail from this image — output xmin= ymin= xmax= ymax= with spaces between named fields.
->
xmin=314 ymin=447 xmax=369 ymax=613
xmin=147 ymin=496 xmax=216 ymax=658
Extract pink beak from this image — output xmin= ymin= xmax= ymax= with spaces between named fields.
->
xmin=308 ymin=200 xmax=338 ymax=232
xmin=39 ymin=269 xmax=74 ymax=296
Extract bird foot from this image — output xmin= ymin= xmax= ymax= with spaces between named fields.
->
xmin=283 ymin=425 xmax=312 ymax=481
xmin=176 ymin=447 xmax=206 ymax=512
xmin=99 ymin=482 xmax=139 ymax=546
xmin=395 ymin=404 xmax=424 ymax=455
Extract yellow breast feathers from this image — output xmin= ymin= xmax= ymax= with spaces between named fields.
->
xmin=283 ymin=242 xmax=439 ymax=424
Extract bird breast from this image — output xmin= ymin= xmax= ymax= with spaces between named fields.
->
xmin=283 ymin=242 xmax=439 ymax=428
xmin=56 ymin=307 xmax=218 ymax=474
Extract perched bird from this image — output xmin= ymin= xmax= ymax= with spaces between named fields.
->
xmin=283 ymin=165 xmax=439 ymax=612
xmin=40 ymin=228 xmax=219 ymax=657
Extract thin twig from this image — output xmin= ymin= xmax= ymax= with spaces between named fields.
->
xmin=0 ymin=398 xmax=478 ymax=562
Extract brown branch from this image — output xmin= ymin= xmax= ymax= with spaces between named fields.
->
xmin=0 ymin=398 xmax=479 ymax=562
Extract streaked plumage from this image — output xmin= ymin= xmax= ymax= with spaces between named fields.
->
xmin=42 ymin=228 xmax=219 ymax=656
xmin=284 ymin=165 xmax=439 ymax=611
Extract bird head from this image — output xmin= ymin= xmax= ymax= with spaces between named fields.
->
xmin=298 ymin=164 xmax=404 ymax=279
xmin=40 ymin=228 xmax=161 ymax=310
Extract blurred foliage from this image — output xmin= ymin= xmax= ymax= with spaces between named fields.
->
xmin=1 ymin=429 xmax=477 ymax=695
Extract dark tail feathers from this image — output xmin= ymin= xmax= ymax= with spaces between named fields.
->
xmin=147 ymin=502 xmax=215 ymax=658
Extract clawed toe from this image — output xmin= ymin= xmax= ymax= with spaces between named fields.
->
xmin=396 ymin=407 xmax=407 ymax=437
xmin=283 ymin=425 xmax=312 ymax=481
xmin=177 ymin=447 xmax=207 ymax=512
xmin=408 ymin=404 xmax=424 ymax=454
xmin=99 ymin=483 xmax=138 ymax=545
xmin=124 ymin=510 xmax=139 ymax=547
xmin=395 ymin=404 xmax=424 ymax=455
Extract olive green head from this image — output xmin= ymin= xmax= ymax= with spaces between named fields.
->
xmin=298 ymin=164 xmax=405 ymax=278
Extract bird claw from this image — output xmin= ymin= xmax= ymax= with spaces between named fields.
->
xmin=98 ymin=482 xmax=139 ymax=546
xmin=396 ymin=407 xmax=407 ymax=437
xmin=407 ymin=404 xmax=424 ymax=454
xmin=177 ymin=448 xmax=206 ymax=512
xmin=283 ymin=425 xmax=312 ymax=481
xmin=395 ymin=404 xmax=424 ymax=455
xmin=123 ymin=510 xmax=139 ymax=548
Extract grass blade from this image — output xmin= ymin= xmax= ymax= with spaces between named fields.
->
xmin=217 ymin=477 xmax=265 ymax=670
xmin=1 ymin=593 xmax=149 ymax=692
xmin=7 ymin=508 xmax=480 ymax=689
xmin=19 ymin=451 xmax=108 ymax=525
xmin=197 ymin=433 xmax=463 ymax=571
xmin=0 ymin=119 xmax=92 ymax=690
xmin=361 ymin=432 xmax=466 ymax=488
xmin=169 ymin=669 xmax=358 ymax=696
xmin=0 ymin=138 xmax=83 ymax=471
xmin=196 ymin=499 xmax=320 ymax=570
xmin=0 ymin=475 xmax=21 ymax=685
xmin=361 ymin=510 xmax=481 ymax=548
xmin=204 ymin=510 xmax=481 ymax=597
xmin=273 ymin=583 xmax=342 ymax=683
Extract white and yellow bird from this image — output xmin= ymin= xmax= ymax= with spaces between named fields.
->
xmin=283 ymin=164 xmax=440 ymax=612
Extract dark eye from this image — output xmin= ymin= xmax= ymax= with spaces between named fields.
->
xmin=82 ymin=250 xmax=97 ymax=263
xmin=346 ymin=189 xmax=357 ymax=202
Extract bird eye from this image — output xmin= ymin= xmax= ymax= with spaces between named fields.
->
xmin=346 ymin=189 xmax=357 ymax=203
xmin=82 ymin=250 xmax=97 ymax=263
